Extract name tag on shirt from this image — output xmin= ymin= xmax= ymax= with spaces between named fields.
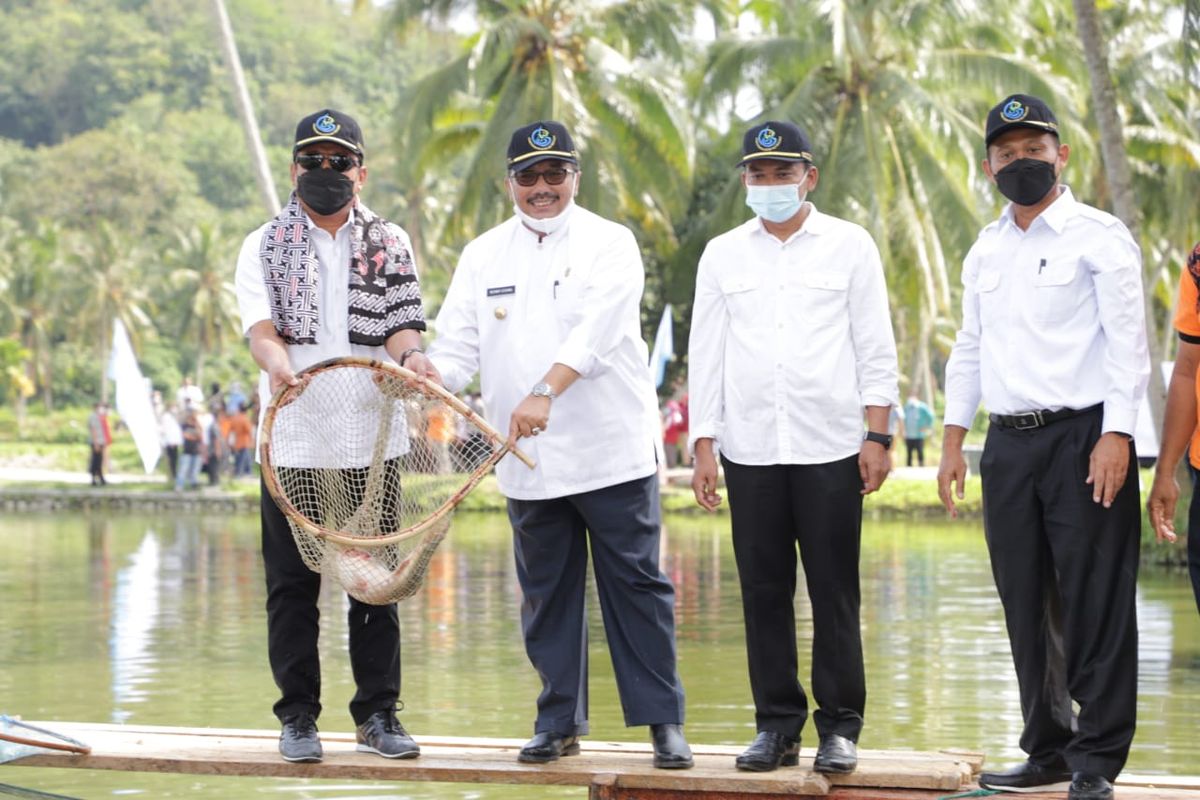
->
xmin=487 ymin=286 xmax=516 ymax=297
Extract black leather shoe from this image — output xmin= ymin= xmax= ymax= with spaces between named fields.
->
xmin=650 ymin=723 xmax=694 ymax=769
xmin=356 ymin=709 xmax=420 ymax=759
xmin=279 ymin=713 xmax=322 ymax=763
xmin=813 ymin=734 xmax=857 ymax=774
xmin=979 ymin=759 xmax=1073 ymax=792
xmin=518 ymin=731 xmax=580 ymax=764
xmin=1069 ymin=773 xmax=1114 ymax=800
xmin=735 ymin=731 xmax=800 ymax=772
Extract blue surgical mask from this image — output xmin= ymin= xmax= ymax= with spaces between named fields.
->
xmin=745 ymin=183 xmax=804 ymax=223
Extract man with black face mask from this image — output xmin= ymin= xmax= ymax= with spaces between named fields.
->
xmin=937 ymin=94 xmax=1149 ymax=800
xmin=234 ymin=109 xmax=438 ymax=764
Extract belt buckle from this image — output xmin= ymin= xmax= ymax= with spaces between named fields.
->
xmin=1013 ymin=411 xmax=1044 ymax=430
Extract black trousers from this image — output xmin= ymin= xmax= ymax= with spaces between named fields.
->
xmin=506 ymin=474 xmax=686 ymax=735
xmin=980 ymin=409 xmax=1139 ymax=780
xmin=721 ymin=454 xmax=865 ymax=742
xmin=260 ymin=476 xmax=401 ymax=726
xmin=1185 ymin=464 xmax=1200 ymax=615
xmin=905 ymin=437 xmax=925 ymax=467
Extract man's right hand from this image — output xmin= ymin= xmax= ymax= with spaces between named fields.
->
xmin=1147 ymin=470 xmax=1180 ymax=544
xmin=691 ymin=439 xmax=722 ymax=512
xmin=267 ymin=365 xmax=299 ymax=396
xmin=936 ymin=426 xmax=969 ymax=518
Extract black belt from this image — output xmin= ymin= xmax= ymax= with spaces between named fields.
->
xmin=988 ymin=403 xmax=1102 ymax=431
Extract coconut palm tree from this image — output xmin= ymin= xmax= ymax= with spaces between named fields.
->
xmin=690 ymin=0 xmax=1082 ymax=398
xmin=390 ymin=0 xmax=710 ymax=254
xmin=1 ymin=221 xmax=71 ymax=408
xmin=163 ymin=222 xmax=242 ymax=389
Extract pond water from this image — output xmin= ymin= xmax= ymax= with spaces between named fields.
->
xmin=1 ymin=510 xmax=1197 ymax=798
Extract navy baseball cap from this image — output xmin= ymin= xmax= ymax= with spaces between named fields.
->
xmin=985 ymin=94 xmax=1059 ymax=147
xmin=739 ymin=121 xmax=814 ymax=166
xmin=507 ymin=121 xmax=579 ymax=170
xmin=294 ymin=109 xmax=364 ymax=156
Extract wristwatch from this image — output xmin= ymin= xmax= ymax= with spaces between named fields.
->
xmin=531 ymin=382 xmax=557 ymax=400
xmin=864 ymin=431 xmax=893 ymax=449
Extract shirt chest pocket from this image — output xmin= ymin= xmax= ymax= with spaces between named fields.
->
xmin=1032 ymin=258 xmax=1082 ymax=324
xmin=797 ymin=271 xmax=850 ymax=328
xmin=719 ymin=274 xmax=761 ymax=317
xmin=975 ymin=269 xmax=1003 ymax=326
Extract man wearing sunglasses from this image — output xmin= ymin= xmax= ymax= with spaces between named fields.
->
xmin=428 ymin=120 xmax=692 ymax=770
xmin=234 ymin=108 xmax=437 ymax=765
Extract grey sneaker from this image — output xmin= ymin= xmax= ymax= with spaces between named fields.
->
xmin=356 ymin=709 xmax=420 ymax=759
xmin=279 ymin=713 xmax=323 ymax=763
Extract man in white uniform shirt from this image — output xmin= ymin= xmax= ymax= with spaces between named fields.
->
xmin=234 ymin=109 xmax=435 ymax=765
xmin=688 ymin=121 xmax=899 ymax=774
xmin=937 ymin=95 xmax=1148 ymax=800
xmin=428 ymin=120 xmax=692 ymax=770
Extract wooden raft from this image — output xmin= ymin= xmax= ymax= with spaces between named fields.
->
xmin=6 ymin=722 xmax=1200 ymax=799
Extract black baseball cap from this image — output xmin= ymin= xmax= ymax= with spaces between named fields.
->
xmin=507 ymin=121 xmax=578 ymax=170
xmin=294 ymin=109 xmax=364 ymax=156
xmin=739 ymin=121 xmax=814 ymax=166
xmin=985 ymin=94 xmax=1059 ymax=147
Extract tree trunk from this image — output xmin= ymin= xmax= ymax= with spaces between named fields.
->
xmin=1072 ymin=0 xmax=1166 ymax=437
xmin=210 ymin=0 xmax=280 ymax=217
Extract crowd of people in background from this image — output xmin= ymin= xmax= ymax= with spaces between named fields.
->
xmin=146 ymin=376 xmax=259 ymax=491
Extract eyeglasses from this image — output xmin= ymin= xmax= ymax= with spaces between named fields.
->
xmin=294 ymin=152 xmax=360 ymax=172
xmin=511 ymin=167 xmax=576 ymax=187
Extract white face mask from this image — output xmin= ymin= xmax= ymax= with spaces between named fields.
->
xmin=745 ymin=182 xmax=805 ymax=223
xmin=509 ymin=172 xmax=578 ymax=236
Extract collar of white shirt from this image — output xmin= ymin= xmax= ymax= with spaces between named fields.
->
xmin=999 ymin=185 xmax=1076 ymax=235
xmin=751 ymin=202 xmax=835 ymax=243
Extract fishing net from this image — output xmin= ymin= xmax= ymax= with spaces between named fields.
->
xmin=261 ymin=357 xmax=531 ymax=604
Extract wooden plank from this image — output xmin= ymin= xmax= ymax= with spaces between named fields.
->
xmin=10 ymin=722 xmax=1196 ymax=799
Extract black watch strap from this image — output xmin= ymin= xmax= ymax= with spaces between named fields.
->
xmin=864 ymin=431 xmax=893 ymax=450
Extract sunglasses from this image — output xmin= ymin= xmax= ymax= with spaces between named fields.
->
xmin=294 ymin=152 xmax=360 ymax=172
xmin=511 ymin=167 xmax=576 ymax=187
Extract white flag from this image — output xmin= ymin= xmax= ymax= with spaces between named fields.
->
xmin=649 ymin=304 xmax=674 ymax=389
xmin=108 ymin=319 xmax=161 ymax=474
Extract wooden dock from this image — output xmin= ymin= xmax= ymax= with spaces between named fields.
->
xmin=7 ymin=721 xmax=1200 ymax=799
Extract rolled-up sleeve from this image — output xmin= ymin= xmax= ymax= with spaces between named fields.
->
xmin=1087 ymin=227 xmax=1149 ymax=435
xmin=848 ymin=232 xmax=899 ymax=409
xmin=235 ymin=227 xmax=272 ymax=336
xmin=686 ymin=242 xmax=727 ymax=452
xmin=552 ymin=227 xmax=644 ymax=377
xmin=943 ymin=250 xmax=984 ymax=429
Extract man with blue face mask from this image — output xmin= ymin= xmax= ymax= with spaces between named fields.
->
xmin=687 ymin=121 xmax=899 ymax=774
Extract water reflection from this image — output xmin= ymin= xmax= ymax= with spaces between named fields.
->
xmin=0 ymin=511 xmax=1196 ymax=799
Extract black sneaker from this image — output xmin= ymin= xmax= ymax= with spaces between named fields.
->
xmin=356 ymin=709 xmax=420 ymax=759
xmin=279 ymin=713 xmax=323 ymax=763
xmin=980 ymin=759 xmax=1073 ymax=793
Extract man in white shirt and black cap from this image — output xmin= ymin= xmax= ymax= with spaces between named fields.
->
xmin=428 ymin=120 xmax=692 ymax=770
xmin=688 ymin=120 xmax=899 ymax=774
xmin=937 ymin=94 xmax=1149 ymax=800
xmin=234 ymin=108 xmax=435 ymax=765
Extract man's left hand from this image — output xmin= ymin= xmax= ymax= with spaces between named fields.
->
xmin=403 ymin=351 xmax=444 ymax=388
xmin=859 ymin=440 xmax=891 ymax=495
xmin=1086 ymin=432 xmax=1131 ymax=508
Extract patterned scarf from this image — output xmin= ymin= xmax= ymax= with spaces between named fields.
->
xmin=1189 ymin=241 xmax=1200 ymax=311
xmin=259 ymin=193 xmax=425 ymax=345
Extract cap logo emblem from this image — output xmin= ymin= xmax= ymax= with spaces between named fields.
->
xmin=314 ymin=114 xmax=340 ymax=135
xmin=1001 ymin=100 xmax=1028 ymax=122
xmin=529 ymin=126 xmax=556 ymax=150
xmin=755 ymin=127 xmax=781 ymax=151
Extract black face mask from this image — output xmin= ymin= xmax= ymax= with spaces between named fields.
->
xmin=994 ymin=158 xmax=1057 ymax=206
xmin=297 ymin=169 xmax=355 ymax=216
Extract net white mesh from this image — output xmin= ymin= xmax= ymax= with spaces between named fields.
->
xmin=262 ymin=359 xmax=509 ymax=605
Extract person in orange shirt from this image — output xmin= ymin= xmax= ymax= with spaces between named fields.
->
xmin=1146 ymin=241 xmax=1200 ymax=614
xmin=229 ymin=403 xmax=255 ymax=478
xmin=425 ymin=403 xmax=455 ymax=473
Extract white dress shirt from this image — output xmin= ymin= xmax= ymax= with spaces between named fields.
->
xmin=429 ymin=206 xmax=659 ymax=500
xmin=687 ymin=205 xmax=899 ymax=465
xmin=235 ymin=209 xmax=415 ymax=467
xmin=943 ymin=187 xmax=1149 ymax=435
